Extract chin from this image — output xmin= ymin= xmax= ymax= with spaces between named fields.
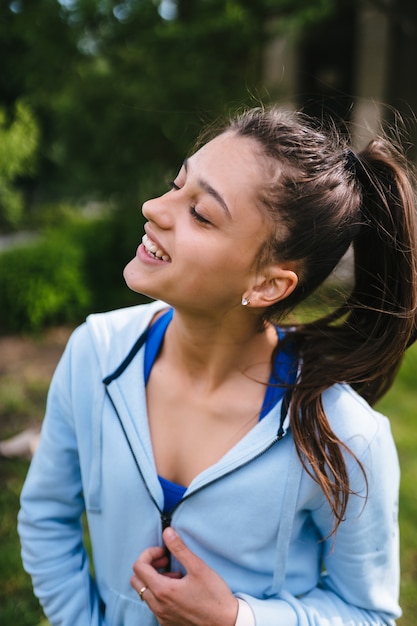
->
xmin=123 ymin=259 xmax=142 ymax=292
xmin=122 ymin=261 xmax=158 ymax=300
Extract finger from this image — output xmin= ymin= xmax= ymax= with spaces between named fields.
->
xmin=136 ymin=544 xmax=166 ymax=566
xmin=130 ymin=573 xmax=148 ymax=598
xmin=162 ymin=527 xmax=204 ymax=575
xmin=131 ymin=562 xmax=161 ymax=596
xmin=133 ymin=547 xmax=175 ymax=584
xmin=162 ymin=570 xmax=183 ymax=579
xmin=132 ymin=547 xmax=166 ymax=592
xmin=151 ymin=554 xmax=170 ymax=571
xmin=134 ymin=554 xmax=170 ymax=576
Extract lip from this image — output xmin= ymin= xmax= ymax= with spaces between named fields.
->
xmin=144 ymin=224 xmax=168 ymax=255
xmin=137 ymin=224 xmax=171 ymax=264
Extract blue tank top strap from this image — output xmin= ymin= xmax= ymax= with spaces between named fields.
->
xmin=144 ymin=307 xmax=174 ymax=385
xmin=260 ymin=328 xmax=297 ymax=420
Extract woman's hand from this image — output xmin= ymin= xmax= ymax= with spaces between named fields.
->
xmin=131 ymin=527 xmax=238 ymax=626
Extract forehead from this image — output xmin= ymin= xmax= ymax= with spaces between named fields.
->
xmin=189 ymin=132 xmax=265 ymax=201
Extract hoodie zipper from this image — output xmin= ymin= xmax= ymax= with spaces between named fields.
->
xmin=166 ymin=431 xmax=284 ymax=516
xmin=160 ymin=434 xmax=284 ymax=571
xmin=104 ymin=385 xmax=292 ymax=571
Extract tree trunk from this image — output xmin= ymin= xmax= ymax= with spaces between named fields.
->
xmin=385 ymin=0 xmax=417 ymax=160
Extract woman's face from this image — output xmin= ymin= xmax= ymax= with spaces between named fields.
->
xmin=124 ymin=132 xmax=272 ymax=314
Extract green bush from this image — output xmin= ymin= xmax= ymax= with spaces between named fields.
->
xmin=0 ymin=211 xmax=149 ymax=333
xmin=61 ymin=215 xmax=147 ymax=314
xmin=63 ymin=217 xmax=136 ymax=312
xmin=0 ymin=231 xmax=90 ymax=332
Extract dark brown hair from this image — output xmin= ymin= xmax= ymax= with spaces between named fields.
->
xmin=226 ymin=107 xmax=417 ymax=530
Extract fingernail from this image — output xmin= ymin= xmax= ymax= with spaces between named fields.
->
xmin=164 ymin=527 xmax=176 ymax=541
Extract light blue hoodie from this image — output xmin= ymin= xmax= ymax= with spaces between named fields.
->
xmin=18 ymin=301 xmax=401 ymax=625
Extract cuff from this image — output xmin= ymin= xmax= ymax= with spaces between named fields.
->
xmin=234 ymin=598 xmax=255 ymax=626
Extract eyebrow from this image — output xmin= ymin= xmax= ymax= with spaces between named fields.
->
xmin=183 ymin=159 xmax=232 ymax=220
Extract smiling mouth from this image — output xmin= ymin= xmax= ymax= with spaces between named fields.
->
xmin=142 ymin=234 xmax=171 ymax=262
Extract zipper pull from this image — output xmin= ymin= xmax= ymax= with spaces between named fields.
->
xmin=161 ymin=512 xmax=172 ymax=530
xmin=160 ymin=512 xmax=172 ymax=572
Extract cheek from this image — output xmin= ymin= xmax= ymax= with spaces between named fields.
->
xmin=178 ymin=223 xmax=263 ymax=278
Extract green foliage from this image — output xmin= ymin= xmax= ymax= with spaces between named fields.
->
xmin=0 ymin=100 xmax=39 ymax=229
xmin=46 ymin=0 xmax=263 ymax=201
xmin=376 ymin=345 xmax=417 ymax=625
xmin=0 ymin=0 xmax=340 ymax=211
xmin=0 ymin=230 xmax=90 ymax=332
xmin=61 ymin=214 xmax=146 ymax=314
xmin=0 ymin=459 xmax=46 ymax=625
xmin=0 ymin=208 xmax=150 ymax=333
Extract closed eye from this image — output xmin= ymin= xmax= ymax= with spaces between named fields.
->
xmin=169 ymin=181 xmax=211 ymax=225
xmin=190 ymin=207 xmax=211 ymax=225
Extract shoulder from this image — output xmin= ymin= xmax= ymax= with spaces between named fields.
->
xmin=322 ymin=383 xmax=396 ymax=467
xmin=86 ymin=299 xmax=166 ymax=334
xmin=64 ymin=300 xmax=169 ymax=377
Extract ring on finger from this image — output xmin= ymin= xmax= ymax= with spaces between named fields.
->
xmin=138 ymin=586 xmax=148 ymax=601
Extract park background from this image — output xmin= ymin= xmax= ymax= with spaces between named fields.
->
xmin=0 ymin=0 xmax=416 ymax=624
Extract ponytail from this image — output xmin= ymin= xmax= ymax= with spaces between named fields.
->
xmin=296 ymin=137 xmax=417 ymax=402
xmin=349 ymin=138 xmax=417 ymax=397
xmin=228 ymin=107 xmax=417 ymax=532
xmin=289 ymin=136 xmax=417 ymax=529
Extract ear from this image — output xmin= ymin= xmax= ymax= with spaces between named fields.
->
xmin=243 ymin=267 xmax=298 ymax=308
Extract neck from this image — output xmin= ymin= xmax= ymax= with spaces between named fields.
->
xmin=161 ymin=307 xmax=278 ymax=391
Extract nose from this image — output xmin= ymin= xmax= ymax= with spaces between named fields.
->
xmin=141 ymin=192 xmax=174 ymax=229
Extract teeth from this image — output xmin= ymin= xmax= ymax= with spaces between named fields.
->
xmin=142 ymin=234 xmax=170 ymax=262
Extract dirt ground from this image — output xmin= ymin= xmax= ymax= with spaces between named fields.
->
xmin=0 ymin=327 xmax=74 ymax=440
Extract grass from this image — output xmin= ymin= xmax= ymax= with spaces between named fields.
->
xmin=0 ymin=336 xmax=416 ymax=625
xmin=376 ymin=345 xmax=417 ymax=624
xmin=0 ymin=458 xmax=46 ymax=625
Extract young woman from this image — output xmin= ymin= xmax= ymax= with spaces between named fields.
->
xmin=19 ymin=107 xmax=417 ymax=625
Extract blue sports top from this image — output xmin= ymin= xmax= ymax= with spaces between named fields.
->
xmin=144 ymin=308 xmax=297 ymax=513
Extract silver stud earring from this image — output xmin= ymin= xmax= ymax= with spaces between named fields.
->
xmin=241 ymin=297 xmax=250 ymax=306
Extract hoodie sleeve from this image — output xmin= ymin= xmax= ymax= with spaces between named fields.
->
xmin=237 ymin=402 xmax=401 ymax=626
xmin=18 ymin=325 xmax=105 ymax=626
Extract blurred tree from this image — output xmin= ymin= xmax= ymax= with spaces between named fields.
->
xmin=385 ymin=0 xmax=417 ymax=159
xmin=0 ymin=0 xmax=82 ymax=224
xmin=0 ymin=101 xmax=39 ymax=230
xmin=2 ymin=0 xmax=417 ymax=217
xmin=0 ymin=0 xmax=337 ymax=218
xmin=43 ymin=0 xmax=268 ymax=204
xmin=296 ymin=0 xmax=356 ymax=126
